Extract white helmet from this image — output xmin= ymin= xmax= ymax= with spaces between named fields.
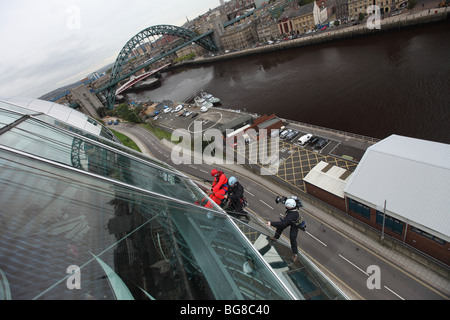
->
xmin=285 ymin=198 xmax=296 ymax=209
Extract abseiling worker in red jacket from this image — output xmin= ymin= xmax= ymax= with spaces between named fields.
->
xmin=208 ymin=169 xmax=228 ymax=205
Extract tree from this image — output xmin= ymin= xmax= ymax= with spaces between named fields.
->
xmin=115 ymin=103 xmax=141 ymax=123
xmin=407 ymin=0 xmax=417 ymax=9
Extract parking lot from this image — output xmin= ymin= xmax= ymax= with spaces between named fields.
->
xmin=151 ymin=107 xmax=370 ymax=193
xmin=236 ymin=128 xmax=360 ymax=193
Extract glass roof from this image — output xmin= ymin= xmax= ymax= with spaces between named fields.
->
xmin=0 ymin=100 xmax=348 ymax=300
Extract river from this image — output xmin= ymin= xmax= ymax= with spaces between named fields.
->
xmin=127 ymin=20 xmax=450 ymax=144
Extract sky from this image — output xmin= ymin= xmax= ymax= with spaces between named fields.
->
xmin=0 ymin=0 xmax=222 ymax=98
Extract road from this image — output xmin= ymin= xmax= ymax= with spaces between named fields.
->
xmin=114 ymin=122 xmax=448 ymax=300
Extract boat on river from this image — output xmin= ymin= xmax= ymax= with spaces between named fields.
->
xmin=195 ymin=95 xmax=213 ymax=108
xmin=201 ymin=91 xmax=220 ymax=104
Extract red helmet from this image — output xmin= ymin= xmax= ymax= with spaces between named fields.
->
xmin=211 ymin=169 xmax=219 ymax=176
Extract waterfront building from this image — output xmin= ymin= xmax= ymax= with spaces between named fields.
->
xmin=291 ymin=2 xmax=317 ymax=33
xmin=335 ymin=0 xmax=349 ymax=20
xmin=175 ymin=42 xmax=208 ymax=59
xmin=344 ymin=135 xmax=450 ymax=266
xmin=348 ymin=0 xmax=370 ymax=20
xmin=348 ymin=0 xmax=406 ymax=20
xmin=256 ymin=15 xmax=281 ymax=42
xmin=221 ymin=19 xmax=258 ymax=50
xmin=283 ymin=1 xmax=328 ymax=34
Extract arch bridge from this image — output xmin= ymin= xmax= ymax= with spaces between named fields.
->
xmin=97 ymin=25 xmax=218 ymax=109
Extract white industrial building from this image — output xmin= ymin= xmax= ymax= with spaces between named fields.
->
xmin=344 ymin=135 xmax=450 ymax=266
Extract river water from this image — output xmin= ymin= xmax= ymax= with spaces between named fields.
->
xmin=127 ymin=20 xmax=450 ymax=144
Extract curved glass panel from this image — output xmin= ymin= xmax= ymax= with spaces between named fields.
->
xmin=0 ymin=148 xmax=293 ymax=300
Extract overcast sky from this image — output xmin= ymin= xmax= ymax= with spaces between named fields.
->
xmin=0 ymin=0 xmax=222 ymax=98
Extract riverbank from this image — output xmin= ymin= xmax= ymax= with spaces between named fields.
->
xmin=173 ymin=7 xmax=449 ymax=68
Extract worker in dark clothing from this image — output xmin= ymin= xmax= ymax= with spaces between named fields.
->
xmin=266 ymin=198 xmax=301 ymax=262
xmin=224 ymin=176 xmax=245 ymax=213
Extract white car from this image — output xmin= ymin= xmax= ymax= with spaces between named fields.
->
xmin=298 ymin=133 xmax=313 ymax=145
xmin=200 ymin=106 xmax=208 ymax=113
xmin=174 ymin=104 xmax=183 ymax=112
xmin=163 ymin=107 xmax=172 ymax=113
xmin=280 ymin=129 xmax=292 ymax=139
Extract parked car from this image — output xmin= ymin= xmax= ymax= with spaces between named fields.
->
xmin=280 ymin=129 xmax=291 ymax=139
xmin=174 ymin=104 xmax=183 ymax=112
xmin=285 ymin=130 xmax=299 ymax=141
xmin=309 ymin=136 xmax=319 ymax=146
xmin=191 ymin=112 xmax=199 ymax=118
xmin=298 ymin=133 xmax=313 ymax=145
xmin=314 ymin=138 xmax=329 ymax=150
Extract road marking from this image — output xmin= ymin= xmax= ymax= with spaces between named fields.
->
xmin=339 ymin=254 xmax=368 ymax=276
xmin=259 ymin=199 xmax=274 ymax=210
xmin=384 ymin=286 xmax=405 ymax=300
xmin=189 ymin=165 xmax=197 ymax=169
xmin=246 ymin=191 xmax=254 ymax=196
xmin=200 ymin=169 xmax=209 ymax=174
xmin=306 ymin=231 xmax=327 ymax=247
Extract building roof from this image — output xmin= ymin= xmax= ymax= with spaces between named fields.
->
xmin=0 ymin=97 xmax=118 ymax=142
xmin=344 ymin=135 xmax=450 ymax=241
xmin=295 ymin=2 xmax=315 ymax=17
xmin=257 ymin=116 xmax=283 ymax=130
xmin=304 ymin=161 xmax=352 ymax=198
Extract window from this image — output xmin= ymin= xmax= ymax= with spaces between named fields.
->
xmin=376 ymin=211 xmax=403 ymax=235
xmin=348 ymin=199 xmax=370 ymax=220
xmin=411 ymin=227 xmax=446 ymax=245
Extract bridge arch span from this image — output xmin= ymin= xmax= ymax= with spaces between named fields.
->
xmin=103 ymin=24 xmax=218 ymax=109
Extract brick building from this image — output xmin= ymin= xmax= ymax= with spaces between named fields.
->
xmin=343 ymin=135 xmax=450 ymax=266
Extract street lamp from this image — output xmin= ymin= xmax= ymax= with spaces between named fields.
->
xmin=381 ymin=199 xmax=387 ymax=243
